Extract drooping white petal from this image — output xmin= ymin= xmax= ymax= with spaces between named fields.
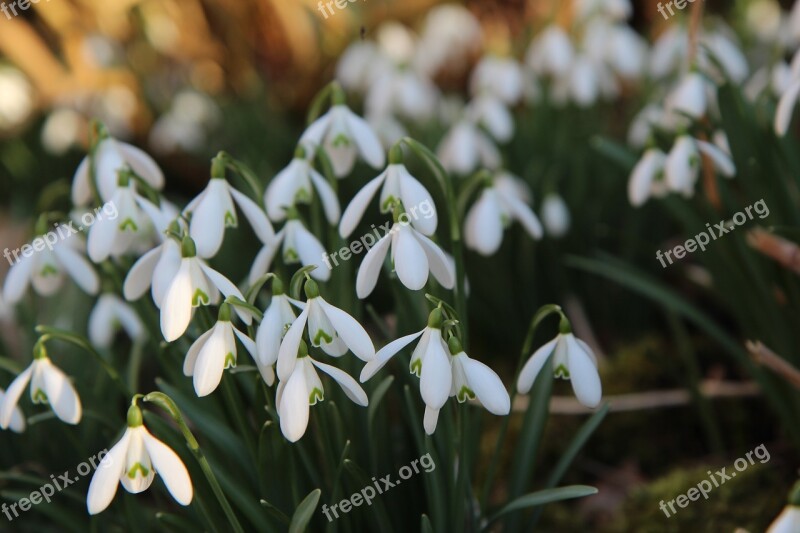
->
xmin=423 ymin=406 xmax=440 ymax=435
xmin=344 ymin=107 xmax=385 ymax=169
xmin=317 ymin=298 xmax=375 ymax=361
xmin=184 ymin=327 xmax=214 ymax=376
xmin=41 ymin=360 xmax=82 ymax=424
xmin=152 ymin=240 xmax=182 ymax=307
xmin=117 ymin=143 xmax=165 ymax=191
xmin=665 ymin=136 xmax=699 ymax=196
xmin=52 ymin=244 xmax=99 ymax=295
xmin=189 ymin=179 xmax=231 ymax=258
xmin=299 ymin=110 xmax=333 ymax=147
xmin=86 ymin=428 xmax=131 ymax=514
xmin=0 ymin=389 xmax=25 ymax=433
xmin=229 ymin=187 xmax=275 ymax=245
xmin=161 ymin=260 xmax=194 ymax=342
xmin=398 ymin=167 xmax=438 ymax=235
xmin=356 ymin=233 xmax=392 ymax=299
xmin=465 ymin=189 xmax=504 ymax=256
xmin=277 ymin=306 xmax=309 ymax=380
xmin=3 ymin=254 xmax=33 ymax=304
xmin=88 ymin=295 xmax=117 ymax=348
xmin=265 ymin=159 xmax=307 ymax=222
xmin=311 ymin=359 xmax=368 ymax=406
xmin=393 ymin=225 xmax=429 ymax=290
xmin=121 ymin=428 xmax=154 ymax=493
xmin=291 ymin=222 xmax=330 ymax=282
xmin=775 ymin=79 xmax=800 ymax=136
xmin=461 ymin=356 xmax=510 ymax=415
xmin=339 ymin=173 xmax=386 ymax=238
xmin=193 ymin=323 xmax=231 ymax=397
xmin=502 ymin=193 xmax=543 ymax=240
xmin=256 ymin=296 xmax=295 ymax=367
xmin=123 ymin=246 xmax=162 ymax=301
xmin=517 ymin=337 xmax=558 ymax=394
xmin=279 ymin=364 xmax=310 ymax=442
xmin=667 ymin=73 xmax=707 ymax=119
xmin=360 ymin=329 xmax=424 ymax=382
xmin=628 ymin=149 xmax=666 ymax=207
xmin=71 ymin=157 xmax=92 ymax=206
xmin=419 ymin=330 xmax=451 ymax=409
xmin=0 ymin=364 xmax=32 ymax=429
xmin=141 ymin=428 xmax=193 ymax=505
xmin=248 ymin=237 xmax=282 ymax=286
xmin=413 ymin=232 xmax=455 ymax=289
xmin=696 ymin=140 xmax=736 ymax=178
xmin=198 ymin=263 xmax=251 ymax=325
xmin=565 ymin=335 xmax=602 ymax=408
xmin=767 ymin=506 xmax=800 ymax=533
xmin=308 ymin=169 xmax=341 ymax=224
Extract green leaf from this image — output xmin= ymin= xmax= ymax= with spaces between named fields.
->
xmin=488 ymin=485 xmax=598 ymax=524
xmin=421 ymin=514 xmax=434 ymax=533
xmin=289 ymin=488 xmax=321 ymax=533
xmin=367 ymin=375 xmax=394 ymax=431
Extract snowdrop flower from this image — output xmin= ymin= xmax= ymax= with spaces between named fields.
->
xmin=628 ymin=104 xmax=668 ymax=148
xmin=249 ymin=216 xmax=329 ymax=284
xmin=0 ymin=388 xmax=24 ymax=433
xmin=160 ymin=237 xmax=252 ymax=342
xmin=0 ymin=344 xmax=81 ymax=427
xmin=300 ymin=95 xmax=385 ymax=178
xmin=775 ymin=77 xmax=800 ymax=135
xmin=355 ymin=218 xmax=455 ymax=298
xmin=336 ymin=42 xmax=388 ymax=93
xmin=276 ymin=340 xmax=367 ymax=442
xmin=665 ymin=135 xmax=736 ymax=197
xmin=628 ymin=148 xmax=669 ymax=207
xmin=422 ymin=336 xmax=509 ymax=434
xmin=183 ymin=303 xmax=260 ymax=396
xmin=437 ymin=119 xmax=501 ymax=175
xmin=339 ymin=149 xmax=438 ymax=239
xmin=470 ymin=56 xmax=523 ymax=105
xmin=265 ymin=145 xmax=340 ymax=224
xmin=465 ymin=172 xmax=543 ymax=256
xmin=277 ymin=280 xmax=374 ymax=380
xmin=465 ymin=95 xmax=515 ymax=143
xmin=86 ymin=404 xmax=192 ymax=514
xmin=526 ymin=25 xmax=574 ymax=78
xmin=124 ymin=236 xmax=182 ymax=308
xmin=3 ymin=231 xmax=99 ymax=304
xmin=255 ymin=279 xmax=299 ymax=385
xmin=649 ymin=26 xmax=688 ymax=80
xmin=88 ymin=293 xmax=146 ymax=348
xmin=72 ymin=133 xmax=164 ymax=206
xmin=700 ymin=32 xmax=749 ymax=84
xmin=185 ymin=172 xmax=275 ymax=259
xmin=366 ymin=68 xmax=439 ymax=123
xmin=413 ymin=4 xmax=482 ymax=76
xmin=768 ymin=506 xmax=800 ymax=533
xmin=542 ymin=194 xmax=571 ymax=238
xmin=665 ymin=72 xmax=708 ymax=120
xmin=517 ymin=330 xmax=602 ymax=408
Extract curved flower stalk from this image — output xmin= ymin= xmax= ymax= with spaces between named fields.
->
xmin=183 ymin=303 xmax=260 ymax=396
xmin=339 ymin=146 xmax=438 ymax=239
xmin=436 ymin=119 xmax=501 ymax=175
xmin=72 ymin=129 xmax=164 ymax=206
xmin=517 ymin=314 xmax=602 ymax=409
xmin=255 ymin=278 xmax=300 ymax=385
xmin=3 ymin=227 xmax=99 ymax=304
xmin=184 ymin=159 xmax=275 ymax=259
xmin=464 ymin=172 xmax=543 ymax=256
xmin=0 ymin=343 xmax=81 ymax=427
xmin=665 ymin=135 xmax=736 ymax=197
xmin=276 ymin=339 xmax=368 ymax=442
xmin=160 ymin=237 xmax=252 ymax=342
xmin=300 ymin=87 xmax=385 ymax=178
xmin=124 ymin=233 xmax=182 ymax=308
xmin=277 ymin=279 xmax=374 ymax=379
xmin=265 ymin=144 xmax=340 ymax=225
xmin=0 ymin=388 xmax=25 ymax=433
xmin=542 ymin=193 xmax=571 ymax=238
xmin=87 ymin=403 xmax=192 ymax=514
xmin=88 ymin=293 xmax=146 ymax=349
xmin=248 ymin=215 xmax=329 ymax=284
xmin=766 ymin=480 xmax=800 ymax=533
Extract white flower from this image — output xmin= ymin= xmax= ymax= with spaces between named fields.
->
xmin=665 ymin=135 xmax=736 ymax=197
xmin=0 ymin=350 xmax=81 ymax=427
xmin=575 ymin=0 xmax=631 ymax=21
xmin=3 ymin=232 xmax=99 ymax=304
xmin=412 ymin=4 xmax=482 ymax=76
xmin=470 ymin=56 xmax=523 ymax=105
xmin=437 ymin=120 xmax=501 ymax=175
xmin=700 ymin=32 xmax=749 ymax=84
xmin=542 ymin=194 xmax=571 ymax=238
xmin=86 ymin=410 xmax=192 ymax=514
xmin=465 ymin=173 xmax=543 ymax=256
xmin=265 ymin=149 xmax=340 ymax=224
xmin=336 ymin=42 xmax=387 ymax=93
xmin=365 ymin=68 xmax=439 ymax=123
xmin=277 ymin=349 xmax=368 ymax=442
xmin=665 ymin=72 xmax=708 ymax=120
xmin=123 ymin=238 xmax=182 ymax=308
xmin=89 ymin=293 xmax=146 ymax=348
xmin=300 ymin=104 xmax=385 ymax=178
xmin=465 ymin=95 xmax=515 ymax=142
xmin=248 ymin=218 xmax=329 ymax=284
xmin=355 ymin=221 xmax=455 ymax=298
xmin=183 ymin=306 xmax=259 ymax=396
xmin=775 ymin=77 xmax=800 ymax=136
xmin=339 ymin=162 xmax=438 ymax=239
xmin=184 ymin=178 xmax=275 ymax=259
xmin=72 ymin=136 xmax=164 ymax=206
xmin=767 ymin=506 xmax=800 ymax=533
xmin=628 ymin=104 xmax=668 ymax=147
xmin=628 ymin=148 xmax=669 ymax=207
xmin=526 ymin=25 xmax=574 ymax=77
xmin=518 ymin=332 xmax=602 ymax=408
xmin=0 ymin=388 xmax=25 ymax=433
xmin=255 ymin=288 xmax=300 ymax=386
xmin=277 ymin=280 xmax=374 ymax=380
xmin=366 ymin=113 xmax=407 ymax=150
xmin=160 ymin=238 xmax=252 ymax=342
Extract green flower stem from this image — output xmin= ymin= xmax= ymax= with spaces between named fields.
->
xmin=34 ymin=326 xmax=130 ymax=398
xmin=401 ymin=137 xmax=468 ymax=343
xmin=142 ymin=391 xmax=245 ymax=533
xmin=305 ymin=81 xmax=342 ymax=125
xmin=87 ymin=119 xmax=108 ymax=206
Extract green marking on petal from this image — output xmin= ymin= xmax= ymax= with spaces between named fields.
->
xmin=127 ymin=462 xmax=150 ymax=479
xmin=192 ymin=289 xmax=210 ymax=306
xmin=284 ymin=248 xmax=299 ymax=262
xmin=313 ymin=329 xmax=333 ymax=345
xmin=295 ymin=188 xmax=312 ymax=204
xmin=380 ymin=196 xmax=399 ymax=213
xmin=456 ymin=386 xmax=475 ymax=403
xmin=224 ymin=352 xmax=236 ymax=369
xmin=119 ymin=218 xmax=138 ymax=232
xmin=332 ymin=133 xmax=351 ymax=147
xmin=32 ymin=388 xmax=48 ymax=404
xmin=309 ymin=387 xmax=324 ymax=405
xmin=554 ymin=364 xmax=570 ymax=380
xmin=224 ymin=211 xmax=237 ymax=227
xmin=40 ymin=264 xmax=59 ymax=277
xmin=409 ymin=358 xmax=422 ymax=378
